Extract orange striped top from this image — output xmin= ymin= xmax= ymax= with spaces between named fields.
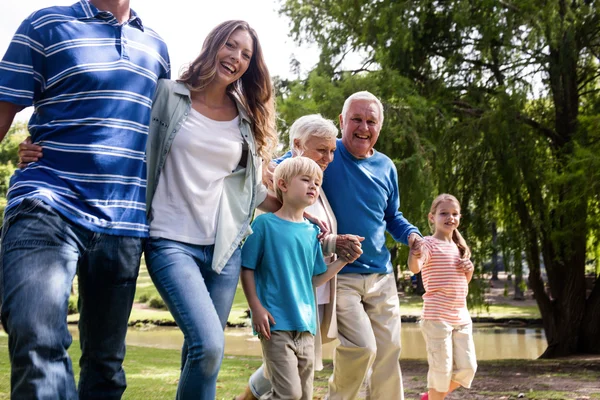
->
xmin=420 ymin=236 xmax=471 ymax=325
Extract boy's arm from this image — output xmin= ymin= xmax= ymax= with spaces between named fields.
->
xmin=240 ymin=268 xmax=275 ymax=339
xmin=313 ymin=258 xmax=348 ymax=287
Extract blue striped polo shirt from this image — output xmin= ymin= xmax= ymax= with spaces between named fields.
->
xmin=0 ymin=0 xmax=170 ymax=237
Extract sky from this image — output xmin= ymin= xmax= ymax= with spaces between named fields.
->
xmin=0 ymin=0 xmax=322 ymax=122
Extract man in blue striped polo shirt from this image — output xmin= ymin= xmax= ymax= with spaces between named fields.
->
xmin=0 ymin=1 xmax=170 ymax=398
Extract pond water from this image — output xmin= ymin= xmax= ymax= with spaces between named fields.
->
xmin=68 ymin=323 xmax=546 ymax=360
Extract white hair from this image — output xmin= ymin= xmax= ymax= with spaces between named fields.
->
xmin=341 ymin=91 xmax=384 ymax=124
xmin=288 ymin=114 xmax=339 ymax=153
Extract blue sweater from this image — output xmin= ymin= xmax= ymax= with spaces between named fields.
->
xmin=322 ymin=140 xmax=420 ymax=274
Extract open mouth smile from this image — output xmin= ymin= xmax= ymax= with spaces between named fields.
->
xmin=220 ymin=62 xmax=237 ymax=74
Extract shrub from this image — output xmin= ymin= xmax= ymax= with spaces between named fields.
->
xmin=68 ymin=295 xmax=78 ymax=315
xmin=148 ymin=296 xmax=166 ymax=310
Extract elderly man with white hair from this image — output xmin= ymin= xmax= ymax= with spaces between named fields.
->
xmin=322 ymin=91 xmax=422 ymax=400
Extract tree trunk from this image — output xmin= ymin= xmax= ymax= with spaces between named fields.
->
xmin=513 ymin=251 xmax=524 ymax=301
xmin=491 ymin=222 xmax=499 ymax=281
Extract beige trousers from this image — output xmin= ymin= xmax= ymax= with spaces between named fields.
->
xmin=420 ymin=319 xmax=477 ymax=392
xmin=261 ymin=330 xmax=315 ymax=400
xmin=328 ymin=273 xmax=403 ymax=400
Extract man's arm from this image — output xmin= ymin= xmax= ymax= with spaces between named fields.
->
xmin=0 ymin=102 xmax=23 ymax=142
xmin=384 ymin=163 xmax=421 ymax=244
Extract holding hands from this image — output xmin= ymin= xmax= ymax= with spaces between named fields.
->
xmin=335 ymin=234 xmax=365 ymax=263
xmin=408 ymin=232 xmax=423 ymax=258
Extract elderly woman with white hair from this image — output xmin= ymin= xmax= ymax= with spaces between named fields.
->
xmin=235 ymin=114 xmax=364 ymax=400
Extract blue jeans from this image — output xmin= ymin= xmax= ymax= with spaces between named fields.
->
xmin=0 ymin=198 xmax=142 ymax=400
xmin=144 ymin=237 xmax=241 ymax=400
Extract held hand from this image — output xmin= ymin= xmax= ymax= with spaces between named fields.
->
xmin=408 ymin=233 xmax=423 ymax=258
xmin=336 ymin=234 xmax=365 ymax=263
xmin=458 ymin=258 xmax=474 ymax=273
xmin=251 ymin=304 xmax=275 ymax=340
xmin=18 ymin=136 xmax=43 ymax=169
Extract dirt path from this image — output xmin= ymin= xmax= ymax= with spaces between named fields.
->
xmin=312 ymin=358 xmax=600 ymax=400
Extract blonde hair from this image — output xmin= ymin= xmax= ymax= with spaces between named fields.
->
xmin=289 ymin=114 xmax=338 ymax=154
xmin=273 ymin=157 xmax=323 ymax=203
xmin=178 ymin=20 xmax=277 ymax=161
xmin=341 ymin=91 xmax=384 ymax=124
xmin=429 ymin=194 xmax=471 ymax=259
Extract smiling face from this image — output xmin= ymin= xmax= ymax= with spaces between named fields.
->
xmin=429 ymin=199 xmax=461 ymax=236
xmin=215 ymin=28 xmax=253 ymax=87
xmin=339 ymin=99 xmax=382 ymax=159
xmin=295 ymin=135 xmax=337 ymax=171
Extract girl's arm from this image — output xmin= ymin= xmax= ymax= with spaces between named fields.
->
xmin=407 ymin=236 xmax=424 ymax=274
xmin=459 ymin=259 xmax=474 ymax=283
xmin=313 ymin=258 xmax=348 ymax=287
xmin=407 ymin=250 xmax=423 ymax=274
xmin=240 ymin=268 xmax=275 ymax=339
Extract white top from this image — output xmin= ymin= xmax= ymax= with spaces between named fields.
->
xmin=149 ymin=108 xmax=243 ymax=244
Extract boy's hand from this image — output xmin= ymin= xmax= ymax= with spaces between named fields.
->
xmin=459 ymin=258 xmax=474 ymax=273
xmin=336 ymin=234 xmax=364 ymax=263
xmin=251 ymin=304 xmax=275 ymax=340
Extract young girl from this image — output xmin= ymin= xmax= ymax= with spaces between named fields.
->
xmin=408 ymin=194 xmax=477 ymax=400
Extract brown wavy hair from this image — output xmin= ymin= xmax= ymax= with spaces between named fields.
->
xmin=429 ymin=194 xmax=471 ymax=259
xmin=178 ymin=20 xmax=277 ymax=161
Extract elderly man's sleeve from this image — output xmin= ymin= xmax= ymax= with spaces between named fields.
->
xmin=384 ymin=163 xmax=421 ymax=245
xmin=0 ymin=16 xmax=46 ymax=107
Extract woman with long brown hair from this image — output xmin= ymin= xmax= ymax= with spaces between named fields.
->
xmin=142 ymin=20 xmax=280 ymax=399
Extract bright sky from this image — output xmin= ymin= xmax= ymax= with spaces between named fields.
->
xmin=0 ymin=0 xmax=321 ymax=122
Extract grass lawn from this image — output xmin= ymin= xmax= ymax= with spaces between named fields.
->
xmin=399 ymin=295 xmax=541 ymax=319
xmin=2 ymin=333 xmax=598 ymax=400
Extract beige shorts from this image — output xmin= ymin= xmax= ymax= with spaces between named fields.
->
xmin=420 ymin=319 xmax=477 ymax=392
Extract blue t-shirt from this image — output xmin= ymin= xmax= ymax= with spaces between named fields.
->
xmin=241 ymin=213 xmax=327 ymax=335
xmin=0 ymin=1 xmax=170 ymax=237
xmin=276 ymin=140 xmax=420 ymax=274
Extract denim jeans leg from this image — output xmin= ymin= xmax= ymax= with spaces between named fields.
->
xmin=145 ymin=239 xmax=241 ymax=400
xmin=0 ymin=198 xmax=82 ymax=400
xmin=77 ymin=234 xmax=142 ymax=400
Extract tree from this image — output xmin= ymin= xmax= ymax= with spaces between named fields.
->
xmin=280 ymin=0 xmax=600 ymax=357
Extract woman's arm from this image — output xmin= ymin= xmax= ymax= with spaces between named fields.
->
xmin=256 ymin=192 xmax=281 ymax=213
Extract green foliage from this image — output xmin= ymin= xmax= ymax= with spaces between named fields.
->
xmin=147 ymin=296 xmax=166 ymax=310
xmin=280 ymin=0 xmax=600 ymax=355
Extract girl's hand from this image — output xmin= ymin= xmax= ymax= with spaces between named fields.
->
xmin=18 ymin=136 xmax=43 ymax=168
xmin=409 ymin=233 xmax=423 ymax=258
xmin=459 ymin=258 xmax=474 ymax=273
xmin=251 ymin=304 xmax=275 ymax=340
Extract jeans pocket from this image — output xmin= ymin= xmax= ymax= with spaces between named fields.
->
xmin=2 ymin=198 xmax=44 ymax=239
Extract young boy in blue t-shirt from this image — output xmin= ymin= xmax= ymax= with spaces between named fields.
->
xmin=241 ymin=156 xmax=349 ymax=400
